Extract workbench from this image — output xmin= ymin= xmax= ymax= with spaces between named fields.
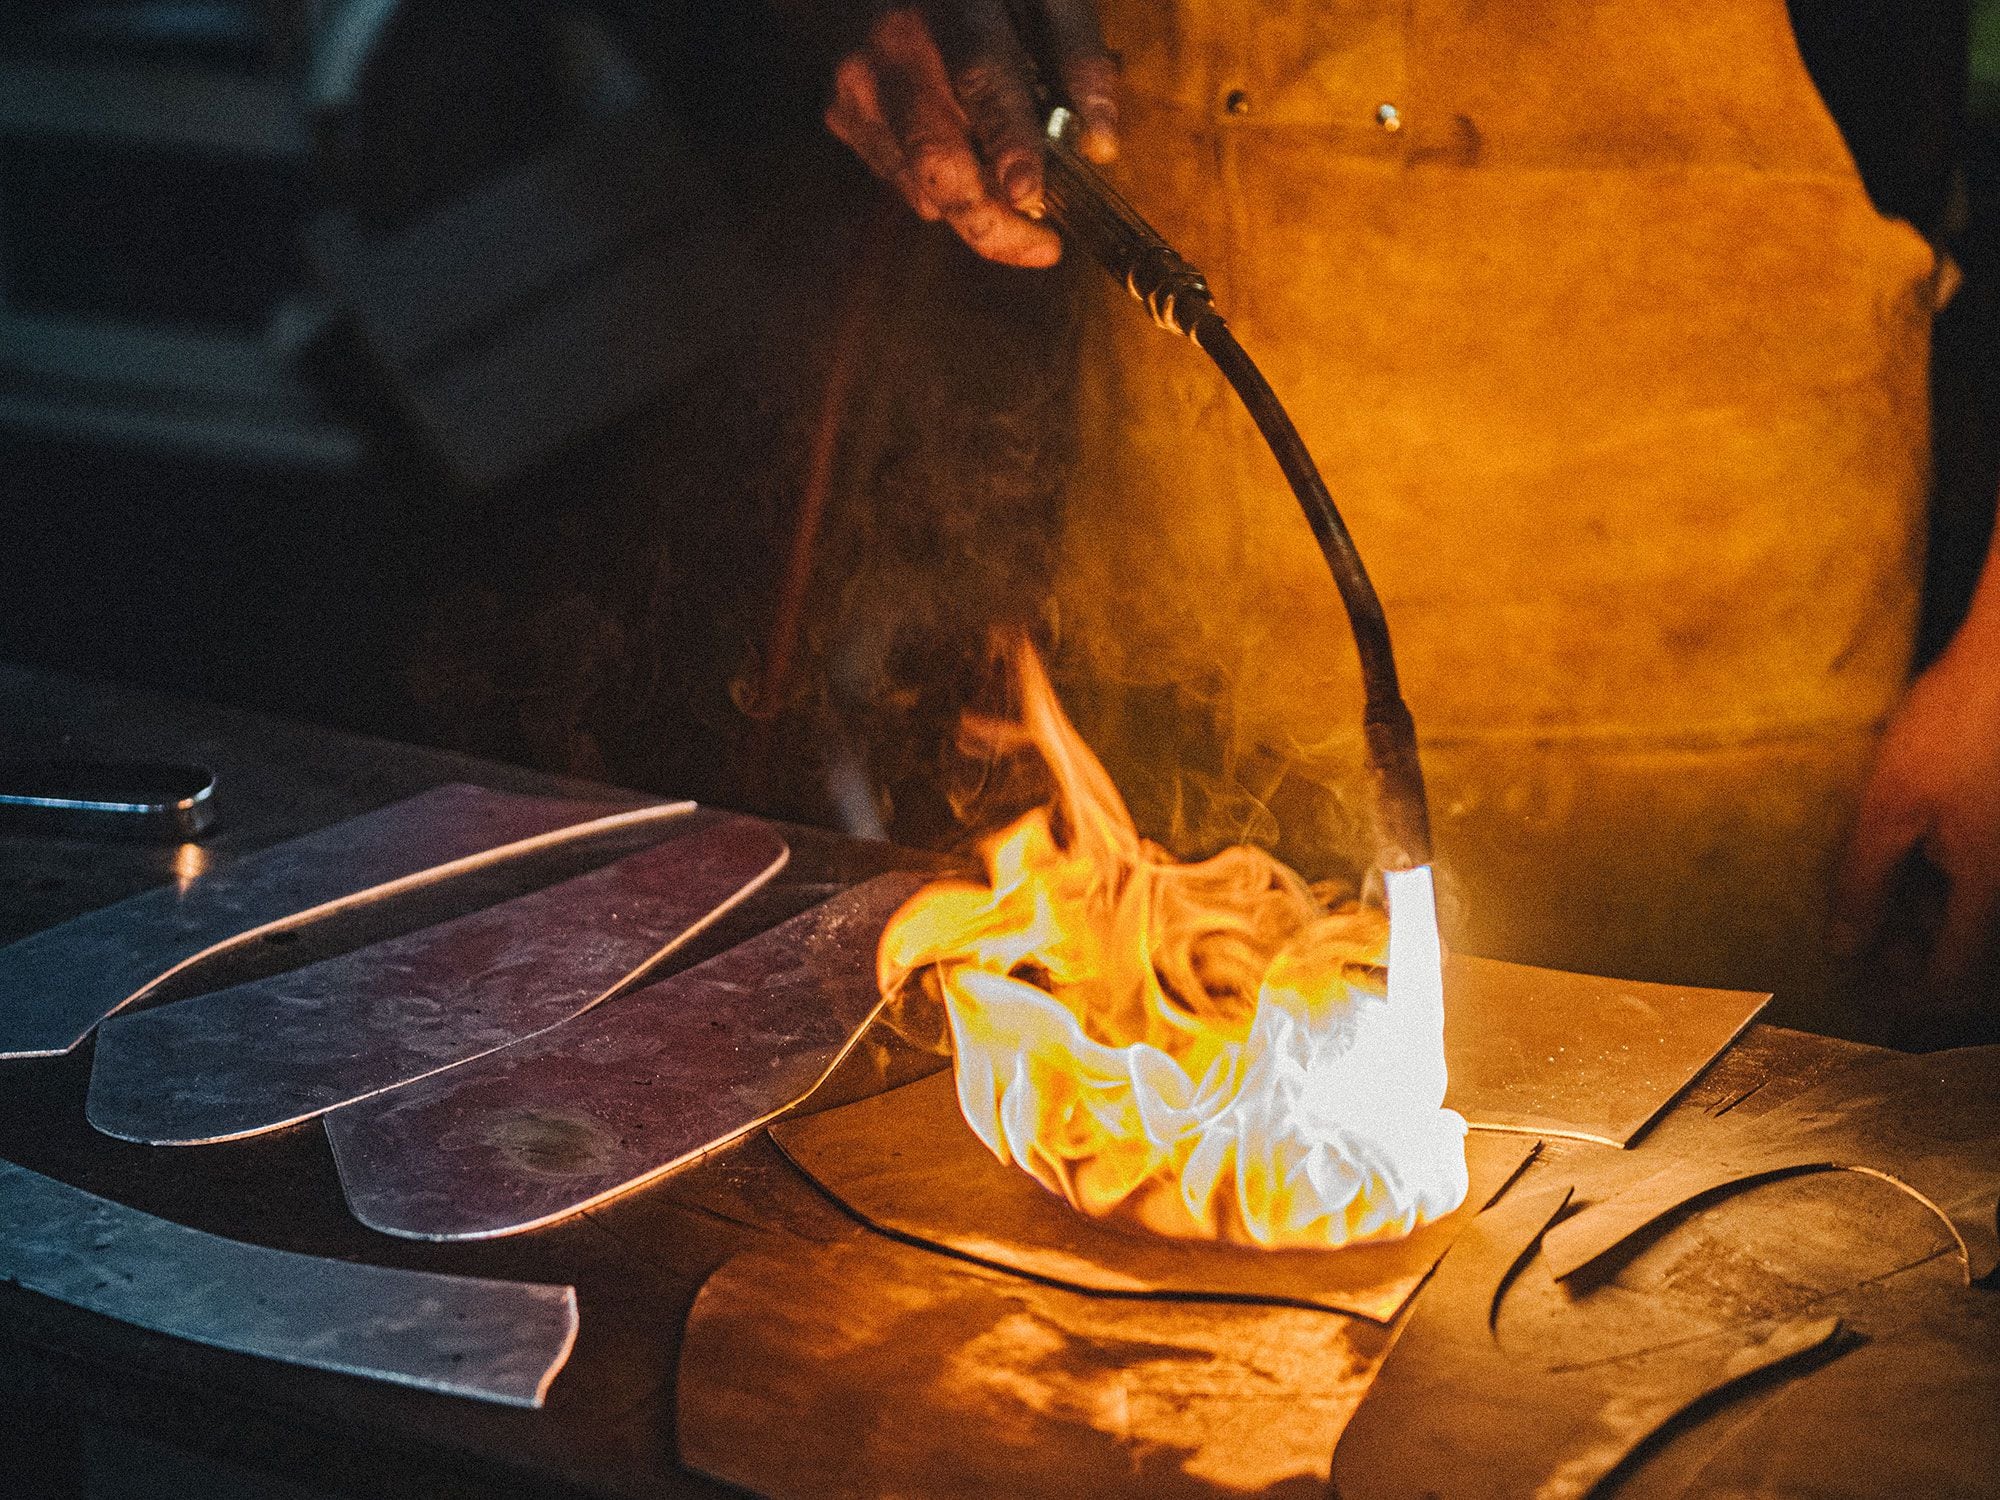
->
xmin=0 ymin=663 xmax=1910 ymax=1499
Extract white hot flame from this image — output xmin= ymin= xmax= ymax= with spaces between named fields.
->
xmin=879 ymin=638 xmax=1469 ymax=1250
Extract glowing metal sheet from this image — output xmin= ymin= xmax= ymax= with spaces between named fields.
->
xmin=0 ymin=782 xmax=692 ymax=1059
xmin=1329 ymin=1186 xmax=1845 ymax=1500
xmin=86 ymin=815 xmax=788 ymax=1145
xmin=769 ymin=1069 xmax=1538 ymax=1322
xmin=328 ymin=873 xmax=929 ymax=1240
xmin=0 ymin=1158 xmax=577 ymax=1407
xmin=1542 ymin=1044 xmax=2000 ymax=1284
xmin=1443 ymin=953 xmax=1768 ymax=1147
xmin=679 ymin=1232 xmax=1378 ymax=1500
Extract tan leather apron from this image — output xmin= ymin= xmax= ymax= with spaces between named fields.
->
xmin=1056 ymin=0 xmax=1944 ymax=1027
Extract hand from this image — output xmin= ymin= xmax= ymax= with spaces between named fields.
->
xmin=824 ymin=3 xmax=1118 ymax=267
xmin=1834 ymin=634 xmax=2000 ymax=1012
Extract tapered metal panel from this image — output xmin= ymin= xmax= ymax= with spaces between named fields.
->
xmin=87 ymin=815 xmax=788 ymax=1144
xmin=0 ymin=782 xmax=692 ymax=1059
xmin=329 ymin=872 xmax=928 ymax=1240
xmin=0 ymin=1158 xmax=577 ymax=1407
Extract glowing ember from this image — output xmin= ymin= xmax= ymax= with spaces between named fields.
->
xmin=877 ymin=638 xmax=1468 ymax=1250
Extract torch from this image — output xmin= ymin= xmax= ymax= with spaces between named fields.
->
xmin=1036 ymin=106 xmax=1434 ymax=877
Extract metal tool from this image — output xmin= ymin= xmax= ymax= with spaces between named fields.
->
xmin=86 ymin=814 xmax=788 ymax=1145
xmin=0 ymin=1157 xmax=577 ymax=1408
xmin=327 ymin=872 xmax=929 ymax=1241
xmin=0 ymin=758 xmax=218 ymax=841
xmin=0 ymin=782 xmax=692 ymax=1059
xmin=1036 ymin=105 xmax=1431 ymax=872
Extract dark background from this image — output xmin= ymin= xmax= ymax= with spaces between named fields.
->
xmin=1 ymin=0 xmax=1995 ymax=844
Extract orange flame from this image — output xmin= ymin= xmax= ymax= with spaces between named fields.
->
xmin=878 ymin=637 xmax=1468 ymax=1249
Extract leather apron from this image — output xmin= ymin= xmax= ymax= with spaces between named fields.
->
xmin=1056 ymin=0 xmax=1944 ymax=1027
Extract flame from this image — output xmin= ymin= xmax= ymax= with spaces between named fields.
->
xmin=878 ymin=638 xmax=1468 ymax=1249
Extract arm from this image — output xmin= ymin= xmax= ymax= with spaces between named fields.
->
xmin=822 ymin=2 xmax=1118 ymax=267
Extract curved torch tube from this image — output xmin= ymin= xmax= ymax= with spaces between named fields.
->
xmin=1039 ymin=109 xmax=1433 ymax=872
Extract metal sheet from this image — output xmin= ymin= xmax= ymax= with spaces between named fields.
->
xmin=1638 ymin=1297 xmax=2000 ymax=1499
xmin=1541 ymin=1044 xmax=2000 ymax=1284
xmin=1329 ymin=1185 xmax=1846 ymax=1500
xmin=679 ymin=1230 xmax=1382 ymax=1500
xmin=0 ymin=782 xmax=693 ymax=1059
xmin=1498 ymin=1168 xmax=1986 ymax=1500
xmin=328 ymin=872 xmax=929 ymax=1240
xmin=87 ymin=815 xmax=789 ymax=1145
xmin=0 ymin=1157 xmax=577 ymax=1407
xmin=1442 ymin=952 xmax=1767 ymax=1147
xmin=770 ymin=1068 xmax=1539 ymax=1322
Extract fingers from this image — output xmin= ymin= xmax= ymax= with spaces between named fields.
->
xmin=1830 ymin=767 xmax=1929 ymax=958
xmin=1041 ymin=0 xmax=1120 ymax=160
xmin=825 ymin=53 xmax=939 ymax=220
xmin=922 ymin=1 xmax=1047 ymax=211
xmin=1929 ymin=838 xmax=2000 ymax=991
xmin=825 ymin=7 xmax=1059 ymax=267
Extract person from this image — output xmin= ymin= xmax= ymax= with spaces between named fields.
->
xmin=822 ymin=0 xmax=1997 ymax=1036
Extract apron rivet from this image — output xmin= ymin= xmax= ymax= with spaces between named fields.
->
xmin=1225 ymin=88 xmax=1253 ymax=115
xmin=1376 ymin=102 xmax=1402 ymax=130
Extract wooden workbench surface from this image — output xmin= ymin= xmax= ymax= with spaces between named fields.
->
xmin=0 ymin=662 xmax=1883 ymax=1499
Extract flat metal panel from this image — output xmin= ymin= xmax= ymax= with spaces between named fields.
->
xmin=771 ymin=1068 xmax=1538 ymax=1322
xmin=1442 ymin=952 xmax=1768 ymax=1147
xmin=329 ymin=872 xmax=928 ymax=1240
xmin=1542 ymin=1043 xmax=2000 ymax=1283
xmin=0 ymin=782 xmax=690 ymax=1059
xmin=0 ymin=1158 xmax=576 ymax=1408
xmin=1331 ymin=1186 xmax=1844 ymax=1500
xmin=87 ymin=815 xmax=788 ymax=1144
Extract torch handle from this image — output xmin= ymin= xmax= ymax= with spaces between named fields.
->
xmin=1037 ymin=110 xmax=1433 ymax=870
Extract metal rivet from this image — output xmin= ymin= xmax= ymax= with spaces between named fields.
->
xmin=1376 ymin=102 xmax=1402 ymax=131
xmin=1225 ymin=89 xmax=1252 ymax=116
